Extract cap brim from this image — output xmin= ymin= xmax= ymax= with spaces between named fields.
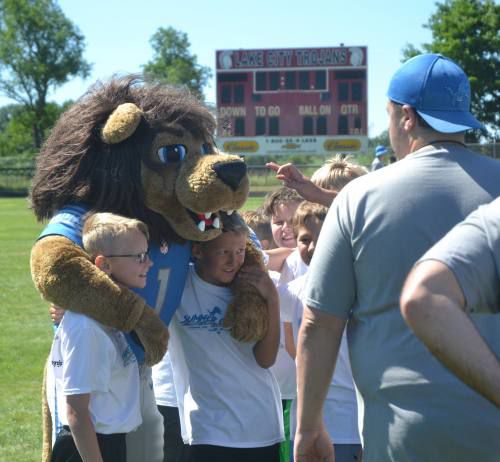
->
xmin=417 ymin=109 xmax=485 ymax=133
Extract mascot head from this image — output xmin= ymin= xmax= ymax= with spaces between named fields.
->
xmin=30 ymin=76 xmax=249 ymax=243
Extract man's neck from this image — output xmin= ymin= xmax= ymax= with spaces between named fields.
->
xmin=410 ymin=132 xmax=466 ymax=153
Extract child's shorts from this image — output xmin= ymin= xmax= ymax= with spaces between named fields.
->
xmin=51 ymin=426 xmax=126 ymax=462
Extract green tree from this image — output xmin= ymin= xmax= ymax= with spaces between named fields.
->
xmin=402 ymin=0 xmax=499 ymax=141
xmin=143 ymin=27 xmax=211 ymax=99
xmin=0 ymin=0 xmax=90 ymax=149
xmin=0 ymin=101 xmax=70 ymax=160
xmin=369 ymin=130 xmax=390 ymax=150
xmin=0 ymin=104 xmax=34 ymax=159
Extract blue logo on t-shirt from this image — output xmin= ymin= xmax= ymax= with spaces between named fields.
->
xmin=180 ymin=306 xmax=226 ymax=334
xmin=121 ymin=344 xmax=137 ymax=367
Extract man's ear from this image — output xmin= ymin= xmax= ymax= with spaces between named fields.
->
xmin=95 ymin=255 xmax=112 ymax=275
xmin=401 ymin=105 xmax=417 ymax=132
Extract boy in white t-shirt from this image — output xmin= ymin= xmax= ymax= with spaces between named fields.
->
xmin=261 ymin=186 xmax=305 ymax=462
xmin=168 ymin=212 xmax=284 ymax=462
xmin=48 ymin=213 xmax=150 ymax=462
xmin=264 ymin=160 xmax=367 ymax=462
xmin=281 ymin=202 xmax=362 ymax=462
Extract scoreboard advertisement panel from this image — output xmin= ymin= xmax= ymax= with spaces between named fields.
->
xmin=215 ymin=46 xmax=368 ymax=156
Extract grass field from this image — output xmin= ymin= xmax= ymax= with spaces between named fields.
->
xmin=0 ymin=197 xmax=48 ymax=461
xmin=0 ymin=194 xmax=265 ymax=461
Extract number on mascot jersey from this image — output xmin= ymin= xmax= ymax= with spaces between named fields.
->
xmin=154 ymin=268 xmax=171 ymax=313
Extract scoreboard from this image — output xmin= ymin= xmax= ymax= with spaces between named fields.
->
xmin=215 ymin=46 xmax=368 ymax=156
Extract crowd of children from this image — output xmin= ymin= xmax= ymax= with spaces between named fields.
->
xmin=47 ymin=155 xmax=368 ymax=462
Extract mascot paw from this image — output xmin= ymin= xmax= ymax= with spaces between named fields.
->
xmin=135 ymin=307 xmax=169 ymax=366
xmin=223 ymin=238 xmax=269 ymax=342
xmin=224 ymin=286 xmax=269 ymax=342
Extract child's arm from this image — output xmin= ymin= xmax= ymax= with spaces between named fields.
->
xmin=266 ymin=162 xmax=338 ymax=207
xmin=66 ymin=393 xmax=103 ymax=462
xmin=237 ymin=267 xmax=280 ymax=368
xmin=265 ymin=247 xmax=295 ymax=272
xmin=284 ymin=321 xmax=296 ymax=359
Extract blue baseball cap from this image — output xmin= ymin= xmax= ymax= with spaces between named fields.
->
xmin=387 ymin=53 xmax=485 ymax=133
xmin=375 ymin=145 xmax=388 ymax=157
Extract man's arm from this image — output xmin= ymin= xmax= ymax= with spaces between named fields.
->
xmin=295 ymin=305 xmax=345 ymax=462
xmin=66 ymin=393 xmax=103 ymax=462
xmin=401 ymin=260 xmax=500 ymax=408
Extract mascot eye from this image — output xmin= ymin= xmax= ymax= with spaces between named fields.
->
xmin=157 ymin=144 xmax=187 ymax=164
xmin=201 ymin=143 xmax=214 ymax=155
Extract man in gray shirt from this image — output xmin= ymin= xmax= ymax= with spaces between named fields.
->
xmin=294 ymin=54 xmax=500 ymax=462
xmin=401 ymin=197 xmax=500 ymax=409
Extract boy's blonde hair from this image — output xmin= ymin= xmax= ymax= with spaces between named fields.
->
xmin=262 ymin=186 xmax=303 ymax=218
xmin=311 ymin=154 xmax=367 ymax=191
xmin=293 ymin=201 xmax=328 ymax=236
xmin=82 ymin=212 xmax=149 ymax=258
xmin=240 ymin=210 xmax=274 ymax=249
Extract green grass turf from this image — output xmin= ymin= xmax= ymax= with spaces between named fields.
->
xmin=241 ymin=195 xmax=265 ymax=211
xmin=0 ymin=194 xmax=266 ymax=460
xmin=0 ymin=197 xmax=49 ymax=461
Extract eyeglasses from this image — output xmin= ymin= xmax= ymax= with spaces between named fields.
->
xmin=105 ymin=251 xmax=149 ymax=264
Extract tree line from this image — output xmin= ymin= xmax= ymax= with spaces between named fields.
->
xmin=0 ymin=0 xmax=498 ymax=162
xmin=0 ymin=0 xmax=210 ymax=160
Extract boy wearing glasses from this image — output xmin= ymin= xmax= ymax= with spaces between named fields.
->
xmin=48 ymin=212 xmax=152 ymax=462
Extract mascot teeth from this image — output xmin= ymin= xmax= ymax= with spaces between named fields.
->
xmin=213 ymin=217 xmax=221 ymax=229
xmin=192 ymin=211 xmax=219 ymax=232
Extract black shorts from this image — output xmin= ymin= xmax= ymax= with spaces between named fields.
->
xmin=182 ymin=443 xmax=280 ymax=462
xmin=51 ymin=426 xmax=127 ymax=462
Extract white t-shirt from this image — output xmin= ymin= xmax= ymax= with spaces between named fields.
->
xmin=281 ymin=275 xmax=360 ymax=444
xmin=47 ymin=312 xmax=141 ymax=436
xmin=280 ymin=249 xmax=308 ymax=285
xmin=152 ymin=351 xmax=178 ymax=407
xmin=169 ymin=265 xmax=284 ymax=447
xmin=269 ymin=270 xmax=296 ymax=399
xmin=268 ymin=251 xmax=307 ymax=400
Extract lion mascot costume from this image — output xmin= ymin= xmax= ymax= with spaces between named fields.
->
xmin=30 ymin=76 xmax=268 ymax=462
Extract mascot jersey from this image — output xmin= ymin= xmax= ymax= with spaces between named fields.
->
xmin=38 ymin=204 xmax=191 ymax=364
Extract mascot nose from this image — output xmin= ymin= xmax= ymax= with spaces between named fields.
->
xmin=213 ymin=161 xmax=247 ymax=191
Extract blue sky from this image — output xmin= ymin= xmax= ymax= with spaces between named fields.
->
xmin=2 ymin=0 xmax=438 ymax=137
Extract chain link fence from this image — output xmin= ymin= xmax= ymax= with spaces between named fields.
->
xmin=0 ymin=167 xmax=34 ymax=196
xmin=0 ymin=142 xmax=498 ymax=196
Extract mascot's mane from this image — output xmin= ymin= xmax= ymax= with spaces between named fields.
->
xmin=30 ymin=75 xmax=216 ymax=244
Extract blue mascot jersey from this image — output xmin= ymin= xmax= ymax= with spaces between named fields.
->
xmin=39 ymin=205 xmax=191 ymax=364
